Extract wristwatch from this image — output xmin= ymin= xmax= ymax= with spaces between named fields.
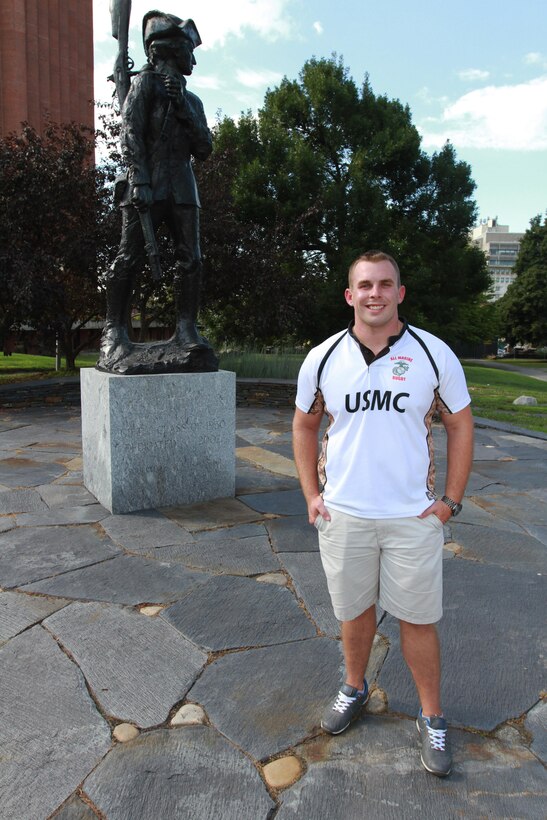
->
xmin=441 ymin=496 xmax=463 ymax=517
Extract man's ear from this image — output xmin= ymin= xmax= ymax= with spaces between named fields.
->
xmin=344 ymin=288 xmax=353 ymax=306
xmin=398 ymin=285 xmax=406 ymax=304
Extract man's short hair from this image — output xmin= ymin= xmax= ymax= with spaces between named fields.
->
xmin=348 ymin=251 xmax=401 ymax=287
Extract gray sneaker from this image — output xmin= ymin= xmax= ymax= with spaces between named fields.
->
xmin=416 ymin=711 xmax=452 ymax=777
xmin=321 ymin=681 xmax=369 ymax=735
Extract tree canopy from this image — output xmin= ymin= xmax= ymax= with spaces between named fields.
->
xmin=498 ymin=214 xmax=547 ymax=347
xmin=196 ymin=56 xmax=490 ymax=346
xmin=0 ymin=121 xmax=117 ymax=366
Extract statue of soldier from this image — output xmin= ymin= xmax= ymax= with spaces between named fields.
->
xmin=98 ymin=10 xmax=217 ymax=374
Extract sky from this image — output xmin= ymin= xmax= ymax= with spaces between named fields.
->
xmin=93 ymin=0 xmax=547 ymax=234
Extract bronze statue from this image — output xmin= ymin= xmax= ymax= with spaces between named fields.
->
xmin=98 ymin=6 xmax=218 ymax=374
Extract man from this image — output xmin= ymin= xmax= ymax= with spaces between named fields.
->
xmin=98 ymin=11 xmax=215 ymax=373
xmin=292 ymin=251 xmax=473 ymax=777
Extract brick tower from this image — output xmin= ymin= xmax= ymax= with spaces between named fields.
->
xmin=0 ymin=0 xmax=94 ymax=136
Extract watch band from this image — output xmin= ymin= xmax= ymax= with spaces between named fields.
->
xmin=441 ymin=495 xmax=462 ymax=516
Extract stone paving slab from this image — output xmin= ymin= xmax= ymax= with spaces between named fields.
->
xmin=236 ymin=460 xmax=299 ymax=495
xmin=523 ymin=523 xmax=547 ymax=546
xmin=0 ymin=590 xmax=67 ymax=645
xmin=472 ymin=459 xmax=547 ymax=491
xmin=525 ymin=700 xmax=547 ymax=763
xmin=0 ymin=456 xmax=67 ymax=487
xmin=0 ymin=626 xmax=111 ymax=820
xmin=377 ymin=559 xmax=546 ymax=730
xmin=16 ymin=503 xmax=110 ymax=527
xmin=266 ymin=515 xmax=320 ymax=552
xmin=278 ymin=716 xmax=547 ymax=819
xmin=99 ymin=509 xmax=194 ymax=551
xmin=450 ymin=523 xmax=546 ymax=573
xmin=162 ymin=574 xmax=316 ymax=650
xmin=162 ymin=497 xmax=265 ymax=531
xmin=278 ymin=551 xmax=339 ymax=637
xmin=236 ymin=445 xmax=298 ymax=478
xmin=0 ymin=525 xmax=120 ymax=588
xmin=472 ymin=491 xmax=547 ymax=527
xmin=53 ymin=470 xmax=84 ymax=485
xmin=457 ymin=496 xmax=526 ymax=532
xmin=0 ymin=517 xmax=14 ymax=533
xmin=0 ymin=488 xmax=48 ymax=514
xmin=46 ymin=601 xmax=208 ymax=728
xmin=150 ymin=534 xmax=281 ymax=576
xmin=83 ymin=726 xmax=275 ymax=820
xmin=189 ymin=637 xmax=343 ymax=760
xmin=236 ymin=422 xmax=292 ymax=446
xmin=194 ymin=522 xmax=267 ymax=541
xmin=36 ymin=483 xmax=98 ymax=508
xmin=239 ymin=489 xmax=307 ymax=516
xmin=53 ymin=794 xmax=98 ymax=820
xmin=23 ymin=553 xmax=209 ymax=605
xmin=464 ymin=469 xmax=504 ymax=494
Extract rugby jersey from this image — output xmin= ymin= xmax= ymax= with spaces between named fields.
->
xmin=295 ymin=321 xmax=471 ymax=518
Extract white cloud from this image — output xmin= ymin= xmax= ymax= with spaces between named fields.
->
xmin=313 ymin=21 xmax=323 ymax=35
xmin=415 ymin=86 xmax=449 ymax=106
xmin=419 ymin=76 xmax=547 ymax=151
xmin=191 ymin=75 xmax=223 ymax=91
xmin=236 ymin=68 xmax=283 ymax=88
xmin=457 ymin=68 xmax=490 ymax=82
xmin=93 ymin=0 xmax=294 ymax=49
xmin=524 ymin=51 xmax=547 ymax=69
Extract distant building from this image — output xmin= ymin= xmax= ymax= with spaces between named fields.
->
xmin=471 ymin=218 xmax=524 ymax=300
xmin=0 ymin=0 xmax=94 ymax=137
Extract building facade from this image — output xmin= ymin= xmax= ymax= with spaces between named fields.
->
xmin=471 ymin=218 xmax=524 ymax=300
xmin=0 ymin=0 xmax=94 ymax=137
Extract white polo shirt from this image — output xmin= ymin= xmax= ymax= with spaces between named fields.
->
xmin=295 ymin=322 xmax=471 ymax=519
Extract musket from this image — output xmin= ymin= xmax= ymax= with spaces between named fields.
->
xmin=109 ymin=0 xmax=133 ymax=109
xmin=109 ymin=0 xmax=164 ymax=282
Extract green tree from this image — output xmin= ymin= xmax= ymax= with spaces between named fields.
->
xmin=498 ymin=215 xmax=547 ymax=346
xmin=0 ymin=121 xmax=118 ymax=367
xmin=196 ymin=57 xmax=490 ymax=345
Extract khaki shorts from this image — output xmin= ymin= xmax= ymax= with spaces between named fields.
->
xmin=315 ymin=508 xmax=444 ymax=624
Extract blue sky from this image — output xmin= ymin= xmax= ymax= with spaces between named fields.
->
xmin=93 ymin=0 xmax=547 ymax=233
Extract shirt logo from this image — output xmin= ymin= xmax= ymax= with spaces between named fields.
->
xmin=392 ymin=360 xmax=410 ymax=378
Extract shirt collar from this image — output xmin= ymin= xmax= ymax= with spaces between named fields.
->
xmin=348 ymin=318 xmax=408 ymax=365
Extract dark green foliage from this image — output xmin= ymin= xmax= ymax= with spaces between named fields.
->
xmin=0 ymin=121 xmax=118 ymax=366
xmin=195 ymin=57 xmax=489 ymax=346
xmin=498 ymin=215 xmax=547 ymax=346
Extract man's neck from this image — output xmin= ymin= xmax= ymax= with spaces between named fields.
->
xmin=352 ymin=317 xmax=403 ymax=354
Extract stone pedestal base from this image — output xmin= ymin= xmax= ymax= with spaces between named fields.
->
xmin=81 ymin=369 xmax=235 ymax=514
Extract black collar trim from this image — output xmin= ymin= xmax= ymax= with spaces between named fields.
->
xmin=348 ymin=318 xmax=408 ymax=366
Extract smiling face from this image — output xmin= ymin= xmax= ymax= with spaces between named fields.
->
xmin=345 ymin=258 xmax=406 ymax=337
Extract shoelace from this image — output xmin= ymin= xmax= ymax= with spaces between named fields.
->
xmin=426 ymin=724 xmax=447 ymax=751
xmin=332 ymin=690 xmax=357 ymax=714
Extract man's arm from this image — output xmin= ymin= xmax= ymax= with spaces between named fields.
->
xmin=293 ymin=407 xmax=331 ymax=524
xmin=420 ymin=404 xmax=474 ymax=523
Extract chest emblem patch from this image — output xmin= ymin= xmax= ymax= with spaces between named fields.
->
xmin=392 ymin=361 xmax=410 ymax=377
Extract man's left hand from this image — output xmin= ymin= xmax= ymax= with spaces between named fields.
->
xmin=418 ymin=499 xmax=452 ymax=525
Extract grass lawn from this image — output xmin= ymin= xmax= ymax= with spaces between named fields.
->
xmin=462 ymin=364 xmax=547 ymax=434
xmin=0 ymin=352 xmax=96 ymax=383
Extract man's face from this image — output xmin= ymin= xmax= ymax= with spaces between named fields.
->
xmin=345 ymin=260 xmax=405 ymax=331
xmin=174 ymin=39 xmax=196 ymax=75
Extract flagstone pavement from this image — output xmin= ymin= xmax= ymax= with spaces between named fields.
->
xmin=0 ymin=404 xmax=545 ymax=819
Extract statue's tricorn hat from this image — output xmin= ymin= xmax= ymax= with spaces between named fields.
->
xmin=142 ymin=10 xmax=202 ymax=56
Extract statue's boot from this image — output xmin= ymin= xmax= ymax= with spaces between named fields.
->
xmin=97 ymin=322 xmax=133 ymax=372
xmin=172 ymin=270 xmax=218 ymax=370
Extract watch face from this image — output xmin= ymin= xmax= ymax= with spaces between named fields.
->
xmin=452 ymin=504 xmax=463 ymax=517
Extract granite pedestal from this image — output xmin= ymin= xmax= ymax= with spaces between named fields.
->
xmin=81 ymin=369 xmax=235 ymax=514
